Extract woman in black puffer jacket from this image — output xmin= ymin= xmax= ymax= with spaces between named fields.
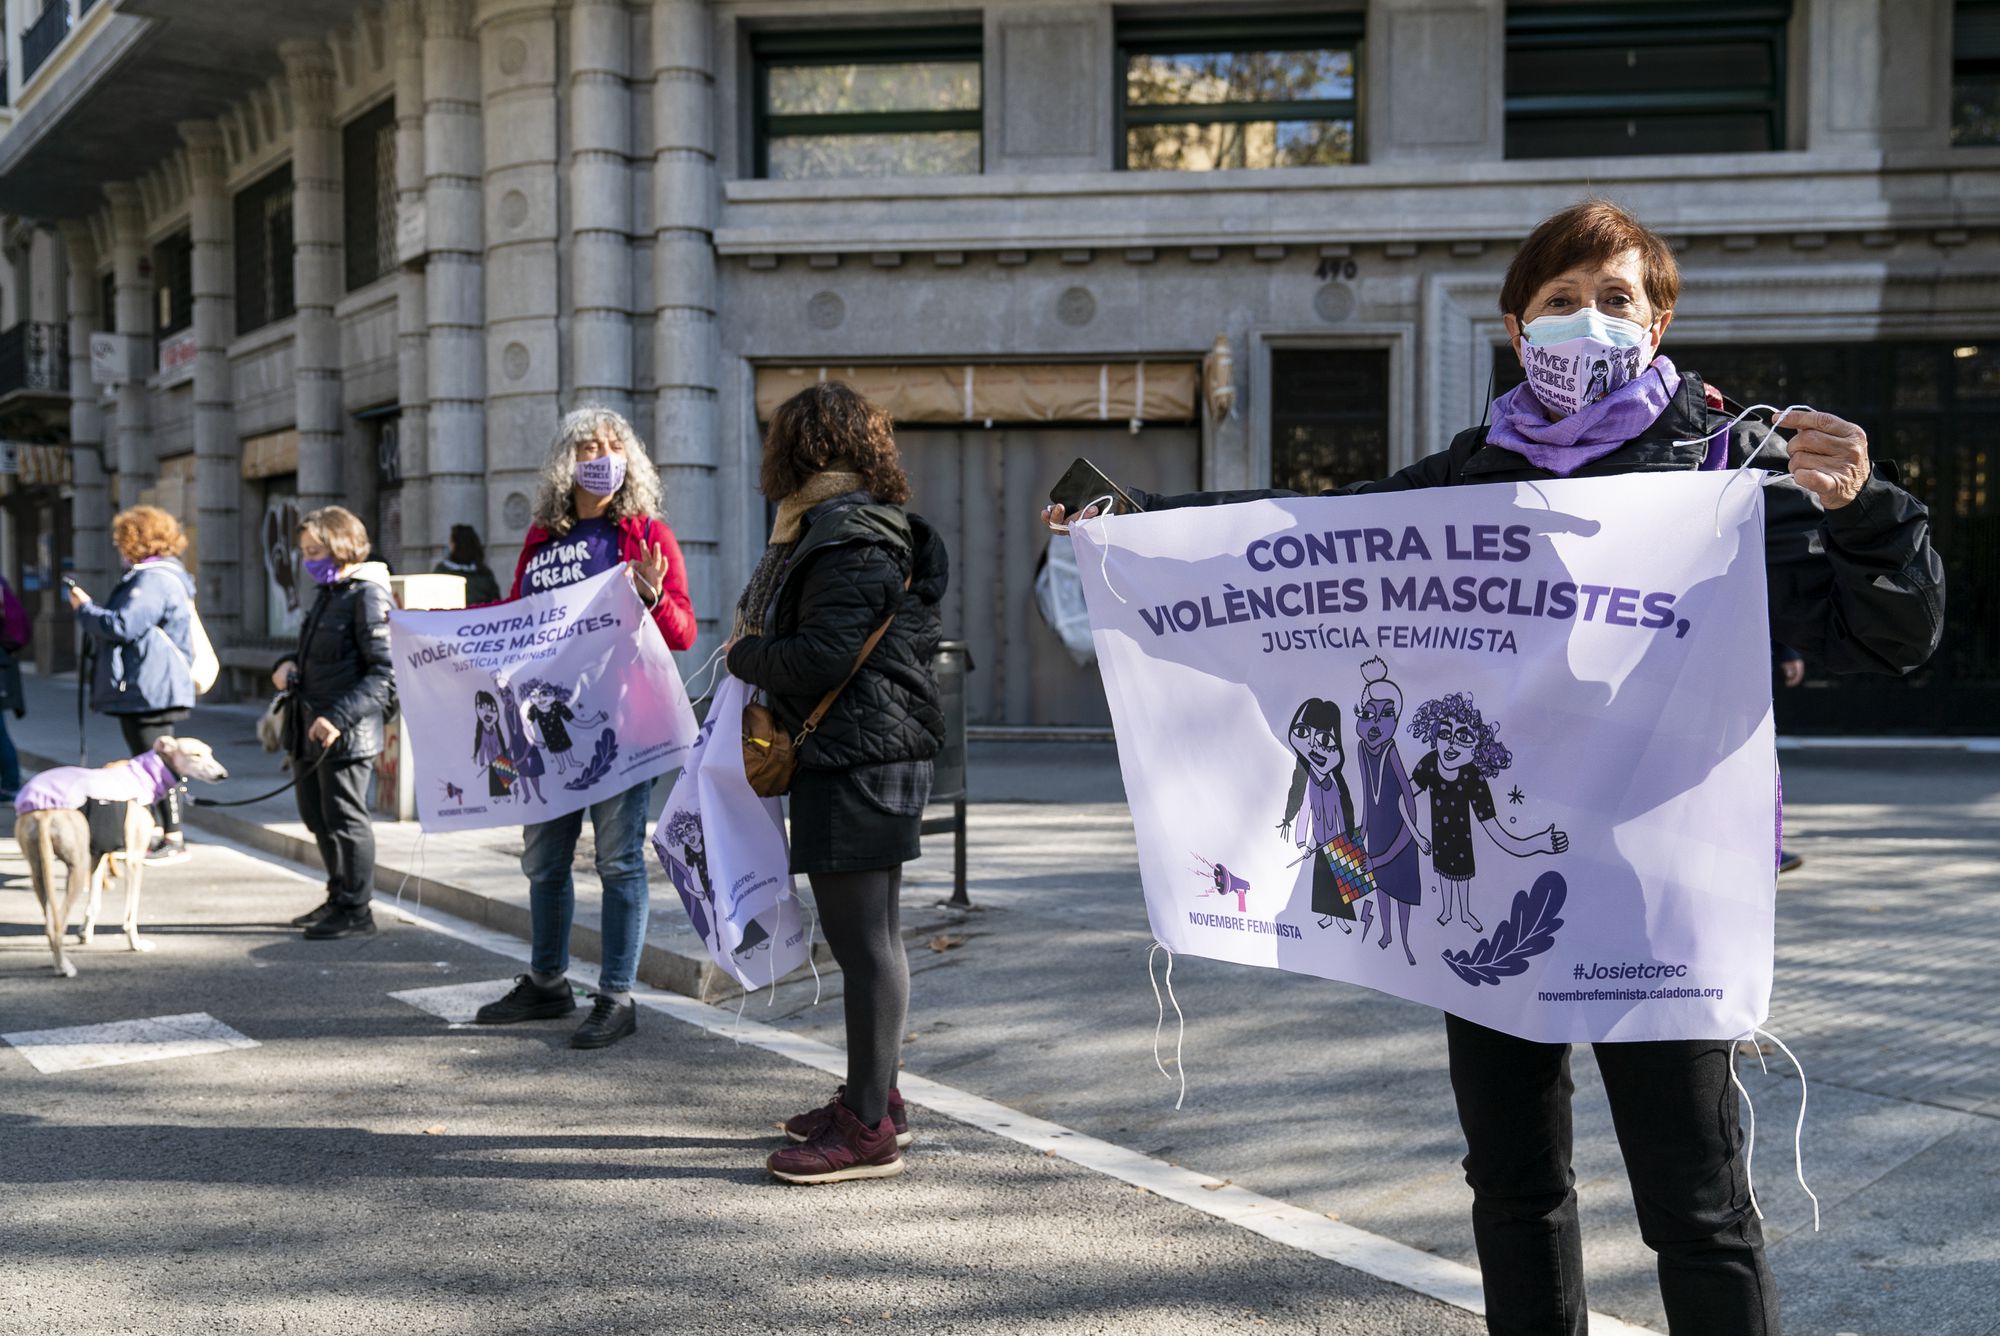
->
xmin=728 ymin=382 xmax=947 ymax=1185
xmin=271 ymin=506 xmax=396 ymax=942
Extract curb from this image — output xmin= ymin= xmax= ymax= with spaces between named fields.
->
xmin=15 ymin=743 xmax=974 ymax=1002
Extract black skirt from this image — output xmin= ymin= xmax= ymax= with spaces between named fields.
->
xmin=787 ymin=764 xmax=925 ymax=876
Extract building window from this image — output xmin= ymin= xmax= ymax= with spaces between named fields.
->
xmin=1957 ymin=0 xmax=2000 ymax=145
xmin=752 ymin=27 xmax=982 ymax=180
xmin=153 ymin=229 xmax=193 ymax=345
xmin=343 ymin=98 xmax=398 ymax=290
xmin=1270 ymin=348 xmax=1390 ymax=494
xmin=1117 ymin=14 xmax=1361 ymax=171
xmin=1504 ymin=2 xmax=1790 ymax=159
xmin=234 ymin=163 xmax=295 ymax=335
xmin=97 ymin=269 xmax=115 ymax=334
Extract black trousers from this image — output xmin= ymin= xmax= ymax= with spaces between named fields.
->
xmin=1446 ymin=1014 xmax=1778 ymax=1336
xmin=294 ymin=754 xmax=377 ymax=909
xmin=118 ymin=713 xmax=185 ymax=835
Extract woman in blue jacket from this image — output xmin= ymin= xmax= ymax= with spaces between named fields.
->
xmin=68 ymin=505 xmax=198 ymax=863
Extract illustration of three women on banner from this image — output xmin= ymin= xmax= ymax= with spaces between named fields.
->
xmin=1282 ymin=657 xmax=1567 ymax=965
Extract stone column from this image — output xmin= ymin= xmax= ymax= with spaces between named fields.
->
xmin=283 ymin=39 xmax=344 ymax=516
xmin=423 ymin=0 xmax=485 ymax=565
xmin=58 ymin=221 xmax=112 ymax=596
xmin=1364 ymin=0 xmax=1505 ymax=165
xmin=570 ymin=0 xmax=633 ymax=417
xmin=180 ymin=120 xmax=241 ymax=645
xmin=390 ymin=0 xmax=434 ymax=568
xmin=478 ymin=0 xmax=560 ymax=578
xmin=651 ymin=0 xmax=720 ymax=641
xmin=105 ymin=181 xmax=152 ymax=501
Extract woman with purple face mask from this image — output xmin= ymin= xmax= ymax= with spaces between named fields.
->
xmin=1044 ymin=200 xmax=1944 ymax=1335
xmin=471 ymin=406 xmax=696 ymax=1052
xmin=270 ymin=506 xmax=396 ymax=940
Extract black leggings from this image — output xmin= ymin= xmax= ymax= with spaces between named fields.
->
xmin=118 ymin=714 xmax=184 ymax=835
xmin=809 ymin=866 xmax=909 ymax=1127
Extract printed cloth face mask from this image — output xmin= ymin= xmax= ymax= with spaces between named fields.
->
xmin=1518 ymin=309 xmax=1658 ymax=418
xmin=574 ymin=453 xmax=626 ymax=498
xmin=302 ymin=555 xmax=342 ymax=585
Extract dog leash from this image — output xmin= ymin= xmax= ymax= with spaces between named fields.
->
xmin=192 ymin=750 xmax=328 ymax=809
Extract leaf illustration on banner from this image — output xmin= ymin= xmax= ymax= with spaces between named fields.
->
xmin=564 ymin=729 xmax=619 ymax=790
xmin=1441 ymin=871 xmax=1567 ymax=987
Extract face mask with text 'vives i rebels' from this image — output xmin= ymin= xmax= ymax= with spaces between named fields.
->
xmin=1518 ymin=309 xmax=1658 ymax=419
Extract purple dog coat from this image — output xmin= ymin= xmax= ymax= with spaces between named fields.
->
xmin=15 ymin=751 xmax=178 ymax=814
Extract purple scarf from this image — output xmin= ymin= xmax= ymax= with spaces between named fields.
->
xmin=1485 ymin=355 xmax=1685 ymax=477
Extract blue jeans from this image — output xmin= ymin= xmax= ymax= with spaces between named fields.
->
xmin=0 ymin=710 xmax=18 ymax=791
xmin=522 ymin=778 xmax=653 ymax=994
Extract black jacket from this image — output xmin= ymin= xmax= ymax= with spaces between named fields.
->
xmin=727 ymin=496 xmax=948 ymax=770
xmin=1133 ymin=372 xmax=1944 ymax=678
xmin=280 ymin=565 xmax=397 ymax=760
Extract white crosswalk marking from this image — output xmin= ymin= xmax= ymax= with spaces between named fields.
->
xmin=2 ymin=1012 xmax=258 ymax=1074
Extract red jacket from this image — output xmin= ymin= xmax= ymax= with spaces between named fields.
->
xmin=507 ymin=515 xmax=698 ymax=651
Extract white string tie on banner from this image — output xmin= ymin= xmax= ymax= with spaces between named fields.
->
xmin=1072 ymin=497 xmax=1129 ymax=605
xmin=1728 ymin=1025 xmax=1822 ymax=1232
xmin=1146 ymin=941 xmax=1187 ymax=1110
xmin=683 ymin=640 xmax=731 ymax=706
xmin=392 ymin=828 xmax=429 ymax=917
xmin=1670 ymin=402 xmax=1815 ymax=537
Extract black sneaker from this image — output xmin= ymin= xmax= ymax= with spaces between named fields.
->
xmin=290 ymin=900 xmax=337 ymax=929
xmin=474 ymin=974 xmax=578 ymax=1025
xmin=1778 ymin=849 xmax=1804 ymax=874
xmin=145 ymin=833 xmax=191 ymax=866
xmin=302 ymin=905 xmax=377 ymax=940
xmin=569 ymin=993 xmax=637 ymax=1050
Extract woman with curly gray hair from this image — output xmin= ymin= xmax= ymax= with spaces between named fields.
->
xmin=472 ymin=405 xmax=697 ymax=1051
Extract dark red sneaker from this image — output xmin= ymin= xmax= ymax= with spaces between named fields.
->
xmin=766 ymin=1100 xmax=904 ymax=1184
xmin=784 ymin=1085 xmax=912 ymax=1148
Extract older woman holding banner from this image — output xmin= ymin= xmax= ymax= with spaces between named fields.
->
xmin=472 ymin=407 xmax=697 ymax=1050
xmin=1046 ymin=199 xmax=1942 ymax=1335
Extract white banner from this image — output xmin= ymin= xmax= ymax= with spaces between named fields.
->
xmin=653 ymin=674 xmax=813 ymax=991
xmin=389 ymin=566 xmax=699 ymax=832
xmin=1071 ymin=472 xmax=1777 ymax=1043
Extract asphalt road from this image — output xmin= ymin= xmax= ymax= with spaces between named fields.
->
xmin=0 ymin=828 xmax=1483 ymax=1336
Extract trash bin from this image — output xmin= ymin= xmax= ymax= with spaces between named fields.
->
xmin=921 ymin=640 xmax=973 ymax=906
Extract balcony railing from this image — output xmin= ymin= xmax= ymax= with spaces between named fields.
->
xmin=0 ymin=321 xmax=69 ymax=396
xmin=21 ymin=0 xmax=73 ymax=84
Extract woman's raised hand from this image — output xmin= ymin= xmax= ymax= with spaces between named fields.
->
xmin=1777 ymin=409 xmax=1870 ymax=510
xmin=633 ymin=539 xmax=669 ymax=605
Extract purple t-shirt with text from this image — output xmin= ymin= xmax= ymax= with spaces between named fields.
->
xmin=520 ymin=518 xmax=620 ymax=593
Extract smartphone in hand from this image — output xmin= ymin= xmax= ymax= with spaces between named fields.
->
xmin=1048 ymin=457 xmax=1143 ymax=519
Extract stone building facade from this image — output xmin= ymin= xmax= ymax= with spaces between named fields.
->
xmin=0 ymin=0 xmax=1994 ymax=731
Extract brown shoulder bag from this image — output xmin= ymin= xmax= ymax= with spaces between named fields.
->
xmin=742 ymin=610 xmax=899 ymax=798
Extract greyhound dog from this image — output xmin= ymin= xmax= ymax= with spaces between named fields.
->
xmin=13 ymin=736 xmax=229 ymax=977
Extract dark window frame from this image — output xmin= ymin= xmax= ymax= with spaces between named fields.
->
xmin=152 ymin=228 xmax=194 ymax=346
xmin=1955 ymin=0 xmax=2000 ymax=146
xmin=1269 ymin=345 xmax=1392 ymax=495
xmin=1115 ymin=12 xmax=1366 ymax=172
xmin=1504 ymin=1 xmax=1792 ymax=160
xmin=750 ymin=25 xmax=984 ymax=180
xmin=342 ymin=96 xmax=398 ymax=291
xmin=233 ymin=163 xmax=296 ymax=336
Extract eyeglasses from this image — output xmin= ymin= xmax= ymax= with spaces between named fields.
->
xmin=1438 ymin=726 xmax=1481 ymax=746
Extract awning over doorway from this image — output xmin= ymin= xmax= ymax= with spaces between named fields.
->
xmin=754 ymin=362 xmax=1199 ymax=426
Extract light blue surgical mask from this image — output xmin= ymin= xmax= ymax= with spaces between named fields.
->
xmin=1520 ymin=308 xmax=1651 ymax=351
